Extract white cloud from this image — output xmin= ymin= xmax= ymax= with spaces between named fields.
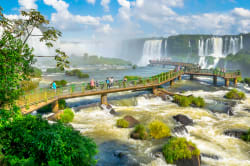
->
xmin=117 ymin=0 xmax=130 ymax=8
xmin=102 ymin=15 xmax=114 ymax=22
xmin=86 ymin=0 xmax=96 ymax=5
xmin=101 ymin=0 xmax=111 ymax=12
xmin=232 ymin=8 xmax=250 ymax=18
xmin=96 ymin=24 xmax=112 ymax=34
xmin=18 ymin=0 xmax=38 ymax=10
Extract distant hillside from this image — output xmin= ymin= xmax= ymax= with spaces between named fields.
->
xmin=69 ymin=54 xmax=132 ymax=66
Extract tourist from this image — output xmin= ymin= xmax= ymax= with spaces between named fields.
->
xmin=90 ymin=79 xmax=95 ymax=89
xmin=52 ymin=81 xmax=57 ymax=92
xmin=95 ymin=81 xmax=99 ymax=88
xmin=110 ymin=77 xmax=114 ymax=87
xmin=106 ymin=78 xmax=110 ymax=89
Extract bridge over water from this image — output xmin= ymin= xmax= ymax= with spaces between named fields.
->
xmin=17 ymin=65 xmax=241 ymax=114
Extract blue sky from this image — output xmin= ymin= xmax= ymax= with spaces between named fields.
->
xmin=1 ymin=0 xmax=250 ymax=40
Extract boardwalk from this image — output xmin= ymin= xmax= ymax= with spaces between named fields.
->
xmin=17 ymin=67 xmax=241 ymax=114
xmin=149 ymin=59 xmax=198 ymax=68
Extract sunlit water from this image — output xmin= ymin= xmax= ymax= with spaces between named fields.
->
xmin=41 ymin=66 xmax=250 ymax=166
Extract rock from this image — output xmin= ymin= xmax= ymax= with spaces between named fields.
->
xmin=124 ymin=115 xmax=139 ymax=128
xmin=176 ymin=155 xmax=201 ymax=166
xmin=114 ymin=151 xmax=128 ymax=158
xmin=160 ymin=94 xmax=167 ymax=101
xmin=226 ymin=107 xmax=234 ymax=116
xmin=201 ymin=153 xmax=220 ymax=160
xmin=107 ymin=104 xmax=112 ymax=109
xmin=109 ymin=109 xmax=117 ymax=115
xmin=154 ymin=152 xmax=164 ymax=158
xmin=244 ymin=108 xmax=250 ymax=112
xmin=173 ymin=125 xmax=188 ymax=135
xmin=173 ymin=114 xmax=193 ymax=126
xmin=224 ymin=129 xmax=247 ymax=139
xmin=130 ymin=132 xmax=140 ymax=140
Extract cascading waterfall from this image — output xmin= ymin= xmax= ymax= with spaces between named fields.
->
xmin=138 ymin=40 xmax=163 ymax=66
xmin=198 ymin=36 xmax=243 ymax=69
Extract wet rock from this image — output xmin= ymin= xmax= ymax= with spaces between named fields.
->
xmin=107 ymin=104 xmax=112 ymax=109
xmin=173 ymin=125 xmax=188 ymax=135
xmin=244 ymin=108 xmax=250 ymax=112
xmin=176 ymin=155 xmax=201 ymax=166
xmin=224 ymin=129 xmax=247 ymax=139
xmin=113 ymin=151 xmax=140 ymax=166
xmin=124 ymin=115 xmax=139 ymax=128
xmin=109 ymin=109 xmax=117 ymax=115
xmin=114 ymin=151 xmax=128 ymax=158
xmin=173 ymin=114 xmax=193 ymax=126
xmin=160 ymin=94 xmax=167 ymax=101
xmin=201 ymin=153 xmax=220 ymax=160
xmin=226 ymin=107 xmax=234 ymax=116
xmin=154 ymin=152 xmax=164 ymax=158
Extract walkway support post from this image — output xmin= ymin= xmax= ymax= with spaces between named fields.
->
xmin=190 ymin=74 xmax=194 ymax=80
xmin=101 ymin=93 xmax=108 ymax=105
xmin=170 ymin=80 xmax=174 ymax=86
xmin=213 ymin=76 xmax=217 ymax=85
xmin=152 ymin=86 xmax=158 ymax=95
xmin=225 ymin=78 xmax=230 ymax=87
xmin=178 ymin=75 xmax=181 ymax=80
xmin=52 ymin=100 xmax=59 ymax=113
xmin=234 ymin=78 xmax=238 ymax=86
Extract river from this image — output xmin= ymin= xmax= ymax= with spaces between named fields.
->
xmin=41 ymin=66 xmax=250 ymax=166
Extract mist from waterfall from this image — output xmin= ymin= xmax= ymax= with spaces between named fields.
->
xmin=198 ymin=36 xmax=243 ymax=69
xmin=138 ymin=40 xmax=163 ymax=66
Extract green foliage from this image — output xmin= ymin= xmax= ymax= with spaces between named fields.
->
xmin=78 ymin=54 xmax=131 ymax=65
xmin=30 ymin=67 xmax=42 ymax=78
xmin=149 ymin=121 xmax=171 ymax=139
xmin=162 ymin=137 xmax=200 ymax=164
xmin=173 ymin=95 xmax=192 ymax=107
xmin=124 ymin=76 xmax=142 ymax=81
xmin=46 ymin=68 xmax=64 ymax=73
xmin=173 ymin=95 xmax=205 ymax=107
xmin=65 ymin=69 xmax=89 ymax=79
xmin=225 ymin=89 xmax=246 ymax=100
xmin=0 ymin=32 xmax=35 ymax=107
xmin=241 ymin=129 xmax=250 ymax=142
xmin=0 ymin=115 xmax=97 ymax=166
xmin=132 ymin=65 xmax=137 ymax=69
xmin=191 ymin=96 xmax=205 ymax=108
xmin=133 ymin=124 xmax=148 ymax=140
xmin=54 ymin=80 xmax=67 ymax=87
xmin=59 ymin=108 xmax=74 ymax=123
xmin=58 ymin=99 xmax=67 ymax=110
xmin=226 ymin=50 xmax=250 ymax=67
xmin=242 ymin=77 xmax=250 ymax=86
xmin=0 ymin=106 xmax=22 ymax=129
xmin=116 ymin=119 xmax=129 ymax=128
xmin=21 ymin=80 xmax=39 ymax=91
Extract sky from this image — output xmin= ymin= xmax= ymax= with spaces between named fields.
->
xmin=1 ymin=0 xmax=250 ymax=41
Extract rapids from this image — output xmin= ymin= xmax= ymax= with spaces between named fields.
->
xmin=63 ymin=77 xmax=250 ymax=166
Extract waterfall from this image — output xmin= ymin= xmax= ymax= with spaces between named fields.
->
xmin=138 ymin=40 xmax=163 ymax=66
xmin=165 ymin=39 xmax=168 ymax=57
xmin=240 ymin=35 xmax=243 ymax=49
xmin=198 ymin=36 xmax=243 ymax=69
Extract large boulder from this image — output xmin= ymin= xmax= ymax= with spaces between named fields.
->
xmin=124 ymin=115 xmax=139 ymax=128
xmin=201 ymin=153 xmax=220 ymax=160
xmin=173 ymin=114 xmax=193 ymax=126
xmin=175 ymin=155 xmax=201 ymax=166
xmin=224 ymin=129 xmax=248 ymax=139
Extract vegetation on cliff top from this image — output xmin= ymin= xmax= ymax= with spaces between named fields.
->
xmin=65 ymin=69 xmax=89 ymax=79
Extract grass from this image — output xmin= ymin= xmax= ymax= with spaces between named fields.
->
xmin=133 ymin=124 xmax=148 ymax=140
xmin=162 ymin=137 xmax=200 ymax=164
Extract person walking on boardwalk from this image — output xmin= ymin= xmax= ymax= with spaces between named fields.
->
xmin=106 ymin=77 xmax=110 ymax=89
xmin=90 ymin=79 xmax=95 ymax=89
xmin=52 ymin=81 xmax=57 ymax=92
xmin=110 ymin=77 xmax=114 ymax=87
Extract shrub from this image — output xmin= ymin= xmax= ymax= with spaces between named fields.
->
xmin=191 ymin=96 xmax=205 ymax=108
xmin=241 ymin=129 xmax=250 ymax=142
xmin=21 ymin=80 xmax=39 ymax=91
xmin=116 ymin=119 xmax=129 ymax=128
xmin=65 ymin=69 xmax=89 ymax=79
xmin=162 ymin=137 xmax=200 ymax=164
xmin=0 ymin=115 xmax=97 ymax=166
xmin=243 ymin=78 xmax=250 ymax=86
xmin=173 ymin=95 xmax=192 ymax=107
xmin=59 ymin=99 xmax=67 ymax=110
xmin=59 ymin=108 xmax=74 ymax=123
xmin=149 ymin=121 xmax=171 ymax=139
xmin=133 ymin=124 xmax=148 ymax=140
xmin=30 ymin=67 xmax=42 ymax=78
xmin=54 ymin=80 xmax=68 ymax=87
xmin=173 ymin=95 xmax=205 ymax=107
xmin=46 ymin=68 xmax=64 ymax=73
xmin=225 ymin=89 xmax=246 ymax=100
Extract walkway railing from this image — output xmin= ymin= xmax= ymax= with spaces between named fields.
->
xmin=17 ymin=70 xmax=184 ymax=109
xmin=184 ymin=68 xmax=241 ymax=78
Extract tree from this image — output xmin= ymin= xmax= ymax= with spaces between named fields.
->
xmin=0 ymin=7 xmax=69 ymax=107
